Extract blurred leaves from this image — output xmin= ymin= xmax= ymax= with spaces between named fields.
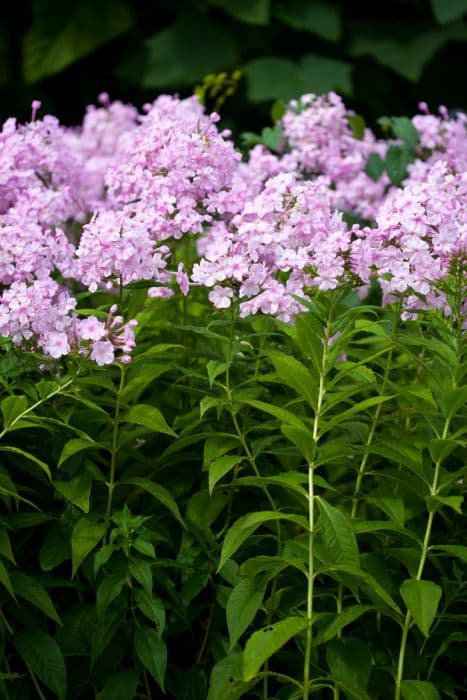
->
xmin=2 ymin=0 xmax=464 ymax=128
xmin=244 ymin=53 xmax=352 ymax=102
xmin=142 ymin=12 xmax=238 ymax=89
xmin=350 ymin=21 xmax=467 ymax=81
xmin=273 ymin=0 xmax=342 ymax=41
xmin=23 ymin=0 xmax=133 ymax=83
xmin=208 ymin=0 xmax=271 ymax=25
xmin=430 ymin=0 xmax=467 ymax=25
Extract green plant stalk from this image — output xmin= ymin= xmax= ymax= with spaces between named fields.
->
xmin=396 ymin=271 xmax=464 ymax=699
xmin=351 ymin=302 xmax=401 ymax=518
xmin=330 ymin=305 xmax=400 ymax=699
xmin=226 ymin=370 xmax=281 ymax=700
xmin=394 ymin=417 xmax=450 ymax=700
xmin=105 ymin=364 xmax=126 ymax=524
xmin=303 ymin=323 xmax=329 ymax=700
xmin=224 ymin=308 xmax=280 ymax=700
xmin=24 ymin=661 xmax=47 ymax=700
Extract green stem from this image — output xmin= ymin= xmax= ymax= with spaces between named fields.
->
xmin=224 ymin=308 xmax=279 ymax=700
xmin=394 ymin=414 xmax=450 ymax=700
xmin=351 ymin=302 xmax=400 ymax=518
xmin=24 ymin=661 xmax=47 ymax=700
xmin=395 ymin=269 xmax=464 ymax=699
xmin=105 ymin=364 xmax=126 ymax=524
xmin=303 ymin=317 xmax=329 ymax=700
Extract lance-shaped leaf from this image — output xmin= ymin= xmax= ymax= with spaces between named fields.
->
xmin=400 ymin=579 xmax=442 ymax=636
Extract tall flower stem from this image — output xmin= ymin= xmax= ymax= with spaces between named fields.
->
xmin=394 ymin=416 xmax=450 ymax=700
xmin=303 ymin=313 xmax=331 ymax=700
xmin=224 ymin=307 xmax=280 ymax=700
xmin=105 ymin=364 xmax=126 ymax=524
xmin=351 ymin=301 xmax=401 ymax=518
xmin=395 ymin=271 xmax=463 ymax=699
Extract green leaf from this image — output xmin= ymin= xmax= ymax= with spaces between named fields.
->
xmin=122 ymin=404 xmax=177 ymax=437
xmin=245 ymin=398 xmax=309 ymax=430
xmin=428 ymin=438 xmax=463 ymax=463
xmin=327 ymin=638 xmax=372 ymax=698
xmin=379 ymin=116 xmax=419 ymax=148
xmin=134 ymin=589 xmax=165 ymax=634
xmin=93 ymin=544 xmax=114 ymax=577
xmin=351 ymin=24 xmax=467 ymax=82
xmin=0 ymin=445 xmax=51 ymax=480
xmin=244 ymin=57 xmax=302 ymax=102
xmin=270 ymin=99 xmax=286 ymax=122
xmin=54 ymin=471 xmax=93 ymax=512
xmin=237 ymin=472 xmax=325 ymax=500
xmin=208 ymin=0 xmax=270 ymax=26
xmin=227 ymin=577 xmax=266 ymax=649
xmin=0 ymin=560 xmax=14 ymax=598
xmin=207 ymin=360 xmax=229 ymax=387
xmin=365 ymin=153 xmax=385 ymax=181
xmin=99 ymin=670 xmax=138 ymax=700
xmin=317 ymin=497 xmax=359 ymax=568
xmin=300 ymin=53 xmax=353 ymax=96
xmin=274 ymin=0 xmax=341 ymax=40
xmin=384 ymin=145 xmax=412 ymax=185
xmin=209 ymin=455 xmax=243 ymax=494
xmin=324 ymin=565 xmax=401 ymax=613
xmin=219 ymin=511 xmax=307 ymax=570
xmin=281 ymin=424 xmax=314 ymax=463
xmin=400 ymin=680 xmax=441 ymax=700
xmin=369 ymin=497 xmax=405 ymax=526
xmin=39 ymin=526 xmax=70 ymax=572
xmin=261 ymin=125 xmax=283 ymax=151
xmin=321 ymin=395 xmax=394 ymax=435
xmin=11 ymin=572 xmax=61 ymax=623
xmin=1 ymin=394 xmax=27 ymax=429
xmin=242 ymin=617 xmax=307 ymax=681
xmin=268 ymin=349 xmax=318 ymax=409
xmin=16 ymin=630 xmax=66 ymax=700
xmin=58 ymin=437 xmax=99 ymax=467
xmin=91 ymin=607 xmax=122 ymax=666
xmin=400 ymin=579 xmax=442 ymax=636
xmin=433 ymin=545 xmax=467 ymax=563
xmin=426 ymin=495 xmax=463 ymax=514
xmin=0 ymin=528 xmax=14 ymax=563
xmin=345 ymin=115 xmax=365 ymax=140
xmin=135 ymin=626 xmax=167 ymax=691
xmin=430 ymin=0 xmax=467 ymax=24
xmin=132 ymin=537 xmax=155 ymax=558
xmin=71 ymin=518 xmax=107 ymax=577
xmin=23 ymin=0 xmax=133 ymax=82
xmin=119 ymin=477 xmax=185 ymax=527
xmin=316 ymin=605 xmax=373 ymax=645
xmin=200 ymin=396 xmax=226 ymax=419
xmin=129 ymin=559 xmax=152 ymax=593
xmin=207 ymin=652 xmax=249 ymax=700
xmin=142 ymin=12 xmax=238 ymax=88
xmin=97 ymin=573 xmax=126 ymax=616
xmin=244 ymin=53 xmax=353 ymax=103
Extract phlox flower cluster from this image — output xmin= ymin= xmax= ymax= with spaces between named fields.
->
xmin=407 ymin=102 xmax=467 ymax=184
xmin=0 ymin=91 xmax=465 ymax=364
xmin=192 ymin=173 xmax=352 ymax=321
xmin=0 ymin=101 xmax=137 ymax=363
xmin=75 ymin=95 xmax=242 ymax=297
xmin=234 ymin=93 xmax=389 ymax=220
xmin=351 ymin=160 xmax=467 ymax=316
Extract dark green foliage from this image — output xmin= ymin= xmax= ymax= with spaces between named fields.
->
xmin=1 ymin=1 xmax=467 ymax=132
xmin=0 ymin=268 xmax=465 ymax=698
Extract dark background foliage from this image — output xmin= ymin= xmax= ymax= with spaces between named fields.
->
xmin=1 ymin=0 xmax=467 ymax=132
